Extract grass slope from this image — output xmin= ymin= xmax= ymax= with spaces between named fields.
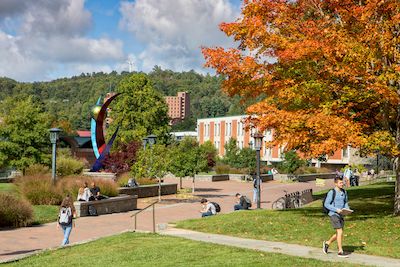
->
xmin=5 ymin=232 xmax=359 ymax=267
xmin=176 ymin=182 xmax=400 ymax=258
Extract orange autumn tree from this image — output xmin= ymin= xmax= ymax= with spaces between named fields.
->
xmin=202 ymin=0 xmax=400 ymax=215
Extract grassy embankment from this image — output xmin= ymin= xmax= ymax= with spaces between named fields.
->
xmin=176 ymin=182 xmax=399 ymax=258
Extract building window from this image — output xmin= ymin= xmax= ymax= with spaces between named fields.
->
xmin=343 ymin=147 xmax=348 ymax=157
xmin=229 ymin=123 xmax=232 ymax=135
xmin=218 ymin=124 xmax=220 ymax=136
xmin=241 ymin=141 xmax=243 ymax=148
xmin=225 ymin=123 xmax=228 ymax=136
xmin=207 ymin=124 xmax=210 ymax=136
xmin=237 ymin=122 xmax=240 ymax=135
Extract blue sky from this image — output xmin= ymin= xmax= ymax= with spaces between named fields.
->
xmin=0 ymin=0 xmax=242 ymax=82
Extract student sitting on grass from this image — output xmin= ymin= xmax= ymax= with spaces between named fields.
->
xmin=199 ymin=198 xmax=216 ymax=217
xmin=234 ymin=193 xmax=251 ymax=210
xmin=323 ymin=177 xmax=351 ymax=258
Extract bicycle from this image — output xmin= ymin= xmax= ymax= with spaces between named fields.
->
xmin=271 ymin=190 xmax=308 ymax=209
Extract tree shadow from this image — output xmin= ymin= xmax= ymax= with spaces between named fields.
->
xmin=342 ymin=245 xmax=364 ymax=252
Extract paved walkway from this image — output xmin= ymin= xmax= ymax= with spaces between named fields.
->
xmin=1 ymin=177 xmax=398 ymax=266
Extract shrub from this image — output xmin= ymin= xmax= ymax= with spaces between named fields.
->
xmin=215 ymin=165 xmax=230 ymax=174
xmin=292 ymin=166 xmax=333 ymax=175
xmin=136 ymin=178 xmax=157 ymax=185
xmin=56 ymin=156 xmax=85 ymax=176
xmin=0 ymin=193 xmax=33 ymax=228
xmin=116 ymin=172 xmax=131 ymax=187
xmin=14 ymin=174 xmax=64 ymax=205
xmin=25 ymin=164 xmax=50 ymax=176
xmin=58 ymin=176 xmax=119 ymax=198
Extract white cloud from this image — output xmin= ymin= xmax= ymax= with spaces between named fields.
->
xmin=0 ymin=0 xmax=126 ymax=82
xmin=119 ymin=0 xmax=240 ymax=73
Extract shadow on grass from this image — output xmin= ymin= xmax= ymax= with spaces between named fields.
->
xmin=343 ymin=245 xmax=364 ymax=252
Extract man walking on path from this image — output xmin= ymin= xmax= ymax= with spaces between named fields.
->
xmin=323 ymin=177 xmax=351 ymax=258
xmin=343 ymin=166 xmax=352 ymax=187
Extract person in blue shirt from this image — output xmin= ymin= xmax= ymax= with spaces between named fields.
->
xmin=323 ymin=177 xmax=351 ymax=258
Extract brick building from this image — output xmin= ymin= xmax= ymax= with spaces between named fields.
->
xmin=164 ymin=92 xmax=190 ymax=124
xmin=197 ymin=114 xmax=371 ymax=169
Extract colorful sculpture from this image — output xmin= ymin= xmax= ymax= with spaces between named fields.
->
xmin=89 ymin=93 xmax=123 ymax=172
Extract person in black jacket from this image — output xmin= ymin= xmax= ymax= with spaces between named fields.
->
xmin=234 ymin=193 xmax=251 ymax=210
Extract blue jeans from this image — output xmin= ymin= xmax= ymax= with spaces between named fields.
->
xmin=234 ymin=205 xmax=246 ymax=211
xmin=253 ymin=188 xmax=258 ymax=202
xmin=201 ymin=212 xmax=214 ymax=217
xmin=61 ymin=224 xmax=73 ymax=245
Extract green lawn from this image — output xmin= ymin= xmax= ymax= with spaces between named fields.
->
xmin=0 ymin=183 xmax=13 ymax=192
xmin=176 ymin=182 xmax=400 ymax=259
xmin=5 ymin=232 xmax=360 ymax=267
xmin=0 ymin=183 xmax=59 ymax=226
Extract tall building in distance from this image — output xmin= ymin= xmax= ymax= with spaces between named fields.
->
xmin=164 ymin=92 xmax=190 ymax=125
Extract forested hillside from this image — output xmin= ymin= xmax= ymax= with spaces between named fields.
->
xmin=0 ymin=66 xmax=261 ymax=132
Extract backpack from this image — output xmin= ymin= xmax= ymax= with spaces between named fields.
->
xmin=211 ymin=202 xmax=221 ymax=213
xmin=58 ymin=206 xmax=72 ymax=226
xmin=322 ymin=189 xmax=347 ymax=215
xmin=243 ymin=196 xmax=252 ymax=208
xmin=88 ymin=205 xmax=98 ymax=216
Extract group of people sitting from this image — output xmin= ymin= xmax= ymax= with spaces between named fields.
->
xmin=198 ymin=193 xmax=252 ymax=217
xmin=77 ymin=182 xmax=106 ymax=202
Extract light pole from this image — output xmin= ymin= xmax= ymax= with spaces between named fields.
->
xmin=144 ymin=134 xmax=159 ymax=200
xmin=253 ymin=133 xmax=264 ymax=209
xmin=248 ymin=141 xmax=253 ymax=180
xmin=48 ymin=128 xmax=63 ymax=186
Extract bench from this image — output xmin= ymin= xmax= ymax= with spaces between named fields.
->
xmin=74 ymin=194 xmax=138 ymax=217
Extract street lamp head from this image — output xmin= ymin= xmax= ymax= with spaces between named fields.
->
xmin=142 ymin=137 xmax=148 ymax=150
xmin=146 ymin=134 xmax=158 ymax=148
xmin=253 ymin=133 xmax=264 ymax=151
xmin=47 ymin=128 xmax=63 ymax=144
xmin=248 ymin=141 xmax=253 ymax=150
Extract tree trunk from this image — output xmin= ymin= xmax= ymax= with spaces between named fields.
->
xmin=158 ymin=179 xmax=161 ymax=202
xmin=180 ymin=177 xmax=182 ymax=189
xmin=394 ymin=155 xmax=400 ymax=216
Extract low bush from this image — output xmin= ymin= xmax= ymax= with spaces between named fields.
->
xmin=0 ymin=192 xmax=33 ymax=228
xmin=292 ymin=166 xmax=333 ymax=175
xmin=137 ymin=178 xmax=158 ymax=185
xmin=56 ymin=156 xmax=85 ymax=176
xmin=58 ymin=176 xmax=119 ymax=198
xmin=25 ymin=164 xmax=50 ymax=176
xmin=116 ymin=172 xmax=131 ymax=187
xmin=14 ymin=174 xmax=64 ymax=205
xmin=215 ymin=165 xmax=230 ymax=174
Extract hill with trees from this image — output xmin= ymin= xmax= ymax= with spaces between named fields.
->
xmin=0 ymin=67 xmax=260 ymax=132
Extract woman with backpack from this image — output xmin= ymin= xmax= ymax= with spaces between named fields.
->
xmin=57 ymin=195 xmax=76 ymax=246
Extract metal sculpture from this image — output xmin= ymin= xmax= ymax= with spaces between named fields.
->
xmin=89 ymin=93 xmax=123 ymax=172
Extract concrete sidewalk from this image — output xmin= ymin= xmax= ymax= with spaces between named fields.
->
xmin=159 ymin=228 xmax=400 ymax=267
xmin=1 ymin=177 xmax=396 ymax=266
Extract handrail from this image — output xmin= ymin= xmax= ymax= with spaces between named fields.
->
xmin=130 ymin=200 xmax=158 ymax=233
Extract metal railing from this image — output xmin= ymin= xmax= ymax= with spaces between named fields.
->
xmin=130 ymin=200 xmax=158 ymax=233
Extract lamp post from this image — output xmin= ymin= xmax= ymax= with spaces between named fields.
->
xmin=48 ymin=128 xmax=63 ymax=186
xmin=253 ymin=133 xmax=264 ymax=209
xmin=144 ymin=134 xmax=159 ymax=200
xmin=248 ymin=141 xmax=253 ymax=180
xmin=142 ymin=137 xmax=148 ymax=150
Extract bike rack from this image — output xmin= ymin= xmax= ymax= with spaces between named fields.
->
xmin=130 ymin=200 xmax=159 ymax=233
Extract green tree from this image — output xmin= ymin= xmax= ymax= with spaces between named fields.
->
xmin=169 ymin=137 xmax=209 ymax=192
xmin=0 ymin=95 xmax=51 ymax=173
xmin=235 ymin=147 xmax=257 ymax=172
xmin=222 ymin=137 xmax=240 ymax=167
xmin=278 ymin=151 xmax=308 ymax=174
xmin=131 ymin=144 xmax=172 ymax=201
xmin=109 ymin=74 xmax=171 ymax=145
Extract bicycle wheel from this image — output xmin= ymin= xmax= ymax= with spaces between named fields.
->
xmin=298 ymin=198 xmax=308 ymax=207
xmin=271 ymin=197 xmax=286 ymax=209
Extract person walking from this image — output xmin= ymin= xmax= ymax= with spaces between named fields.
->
xmin=57 ymin=195 xmax=76 ymax=246
xmin=253 ymin=178 xmax=263 ymax=204
xmin=343 ymin=166 xmax=352 ymax=187
xmin=323 ymin=177 xmax=351 ymax=257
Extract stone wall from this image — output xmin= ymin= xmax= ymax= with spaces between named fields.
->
xmin=74 ymin=195 xmax=138 ymax=217
xmin=82 ymin=172 xmax=117 ymax=179
xmin=118 ymin=183 xmax=177 ymax=198
xmin=274 ymin=173 xmax=336 ymax=182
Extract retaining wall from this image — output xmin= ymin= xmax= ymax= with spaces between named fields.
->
xmin=274 ymin=173 xmax=336 ymax=182
xmin=118 ymin=183 xmax=177 ymax=198
xmin=74 ymin=194 xmax=138 ymax=217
